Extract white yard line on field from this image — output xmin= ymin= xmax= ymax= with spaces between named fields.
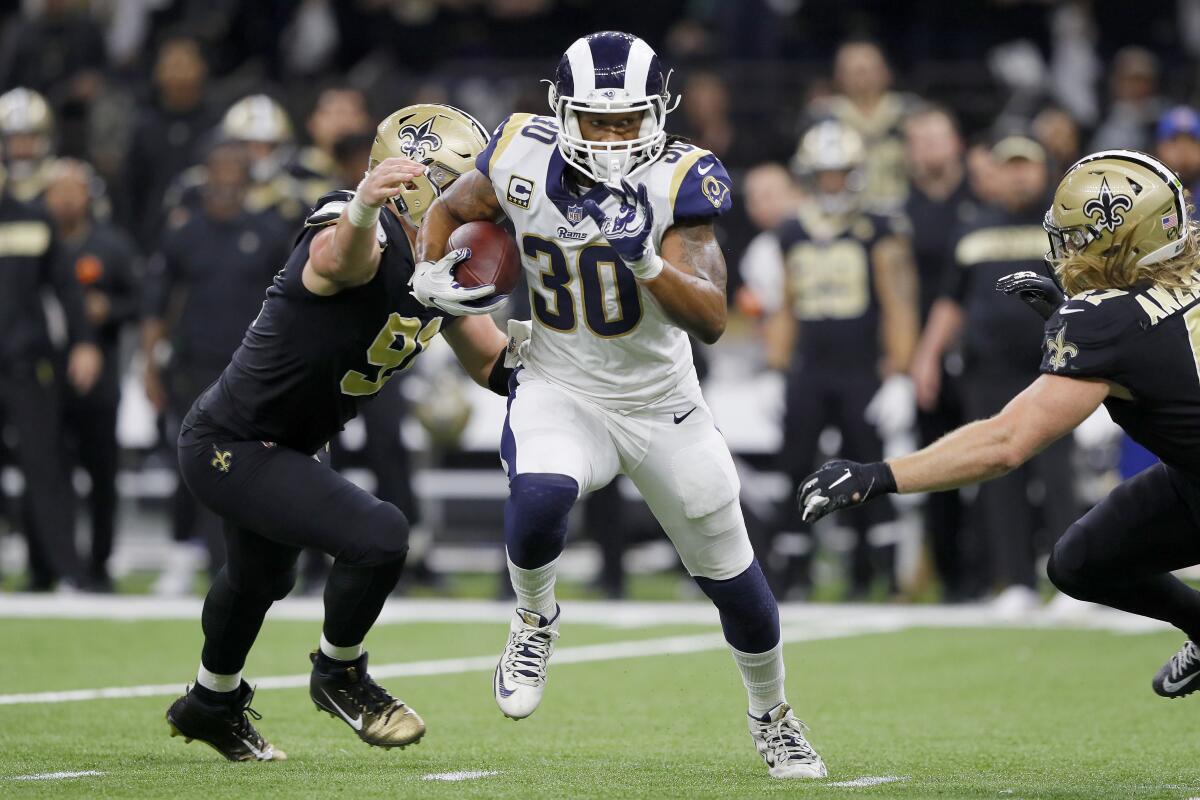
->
xmin=10 ymin=771 xmax=104 ymax=781
xmin=0 ymin=619 xmax=902 ymax=707
xmin=829 ymin=776 xmax=909 ymax=788
xmin=421 ymin=771 xmax=500 ymax=781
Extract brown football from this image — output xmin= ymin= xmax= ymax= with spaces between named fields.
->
xmin=448 ymin=221 xmax=522 ymax=302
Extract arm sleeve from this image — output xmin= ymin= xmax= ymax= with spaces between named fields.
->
xmin=44 ymin=233 xmax=96 ymax=345
xmin=1038 ymin=301 xmax=1128 ymax=379
xmin=670 ymin=152 xmax=733 ymax=220
xmin=102 ymin=232 xmax=144 ymax=326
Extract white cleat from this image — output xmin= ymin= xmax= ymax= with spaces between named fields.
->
xmin=494 ymin=606 xmax=560 ymax=719
xmin=748 ymin=702 xmax=828 ymax=779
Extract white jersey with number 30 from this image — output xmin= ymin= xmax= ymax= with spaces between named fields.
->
xmin=476 ymin=113 xmax=733 ymax=411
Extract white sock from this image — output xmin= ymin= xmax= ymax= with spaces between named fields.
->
xmin=196 ymin=665 xmax=241 ymax=694
xmin=507 ymin=555 xmax=559 ymax=620
xmin=731 ymin=641 xmax=786 ymax=718
xmin=319 ymin=633 xmax=364 ymax=662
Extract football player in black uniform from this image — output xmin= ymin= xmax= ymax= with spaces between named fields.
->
xmin=165 ymin=104 xmax=512 ymax=761
xmin=799 ymin=149 xmax=1200 ymax=699
xmin=766 ymin=120 xmax=919 ymax=598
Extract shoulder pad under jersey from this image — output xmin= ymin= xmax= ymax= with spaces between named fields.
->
xmin=304 ymin=189 xmax=356 ymax=228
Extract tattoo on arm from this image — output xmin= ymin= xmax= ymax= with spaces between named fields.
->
xmin=441 ymin=170 xmax=503 ymax=224
xmin=672 ymin=217 xmax=726 ymax=293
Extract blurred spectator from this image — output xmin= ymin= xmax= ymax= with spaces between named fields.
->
xmin=1090 ymin=46 xmax=1165 ymax=153
xmin=765 ymin=121 xmax=919 ymax=600
xmin=0 ymin=0 xmax=106 ymax=99
xmin=122 ymin=36 xmax=215 ymax=244
xmin=911 ymin=136 xmax=1078 ymax=612
xmin=44 ymin=159 xmax=140 ymax=593
xmin=161 ymin=95 xmax=307 ymax=229
xmin=734 ymin=163 xmax=801 ymax=320
xmin=141 ymin=141 xmax=291 ymax=592
xmin=965 ymin=139 xmax=1003 ymax=204
xmin=330 ymin=131 xmax=375 ymax=190
xmin=0 ymin=87 xmax=57 ymax=204
xmin=675 ymin=70 xmax=769 ymax=170
xmin=0 ymin=143 xmax=102 ymax=591
xmin=812 ymin=40 xmax=914 ymax=211
xmin=1032 ymin=106 xmax=1082 ymax=175
xmin=902 ymin=106 xmax=979 ymax=602
xmin=292 ymin=85 xmax=372 ymax=196
xmin=1155 ymin=106 xmax=1200 ymax=196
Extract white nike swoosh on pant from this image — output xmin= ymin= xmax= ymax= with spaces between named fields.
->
xmin=322 ymin=689 xmax=363 ymax=730
xmin=1162 ymin=671 xmax=1200 ymax=693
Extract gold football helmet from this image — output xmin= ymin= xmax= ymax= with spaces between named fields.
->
xmin=369 ymin=103 xmax=489 ymax=226
xmin=0 ymin=87 xmax=54 ymax=169
xmin=1045 ymin=149 xmax=1188 ymax=268
xmin=221 ymin=94 xmax=293 ymax=144
xmin=791 ymin=120 xmax=866 ymax=216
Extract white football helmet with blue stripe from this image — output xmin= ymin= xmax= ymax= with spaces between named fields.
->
xmin=548 ymin=31 xmax=679 ymax=184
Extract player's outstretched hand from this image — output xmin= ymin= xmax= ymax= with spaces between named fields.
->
xmin=357 ymin=157 xmax=425 ymax=208
xmin=995 ymin=271 xmax=1064 ymax=321
xmin=411 ymin=248 xmax=501 ymax=316
xmin=797 ymin=459 xmax=897 ymax=524
xmin=581 ymin=181 xmax=662 ymax=281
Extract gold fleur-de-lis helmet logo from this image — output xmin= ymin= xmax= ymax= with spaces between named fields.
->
xmin=396 ymin=118 xmax=442 ymax=161
xmin=1082 ymin=177 xmax=1133 ymax=234
xmin=1045 ymin=325 xmax=1079 ymax=370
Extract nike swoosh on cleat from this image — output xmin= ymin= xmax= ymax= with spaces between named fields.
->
xmin=673 ymin=407 xmax=697 ymax=424
xmin=321 ymin=689 xmax=363 ymax=730
xmin=496 ymin=667 xmax=516 ymax=698
xmin=829 ymin=469 xmax=853 ymax=489
xmin=238 ymin=736 xmax=266 ymax=759
xmin=1162 ymin=671 xmax=1200 ymax=693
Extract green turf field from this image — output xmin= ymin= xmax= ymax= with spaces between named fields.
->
xmin=2 ymin=610 xmax=1198 ymax=799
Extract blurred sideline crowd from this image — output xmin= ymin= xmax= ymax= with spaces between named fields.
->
xmin=1 ymin=0 xmax=1196 ymax=607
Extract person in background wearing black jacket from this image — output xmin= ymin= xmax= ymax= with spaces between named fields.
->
xmin=142 ymin=141 xmax=291 ymax=591
xmin=0 ymin=151 xmax=101 ymax=591
xmin=45 ymin=159 xmax=140 ymax=592
xmin=911 ymin=136 xmax=1079 ymax=614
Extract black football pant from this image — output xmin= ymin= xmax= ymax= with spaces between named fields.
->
xmin=962 ymin=369 xmax=1078 ymax=590
xmin=167 ymin=362 xmax=225 ymax=570
xmin=1048 ymin=463 xmax=1200 ymax=641
xmin=0 ymin=361 xmax=81 ymax=587
xmin=915 ymin=369 xmax=975 ymax=601
xmin=64 ymin=365 xmax=120 ymax=579
xmin=179 ymin=424 xmax=410 ymax=675
xmin=774 ymin=367 xmax=896 ymax=597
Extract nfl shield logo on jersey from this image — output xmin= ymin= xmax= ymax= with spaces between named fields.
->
xmin=566 ymin=204 xmax=585 ymax=225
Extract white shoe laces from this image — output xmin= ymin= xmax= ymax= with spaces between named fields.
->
xmin=756 ymin=713 xmax=821 ymax=767
xmin=1170 ymin=641 xmax=1200 ymax=680
xmin=502 ymin=624 xmax=558 ymax=687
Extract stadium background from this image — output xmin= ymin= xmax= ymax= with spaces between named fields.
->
xmin=8 ymin=2 xmax=1200 ymax=798
xmin=0 ymin=0 xmax=1195 ymax=602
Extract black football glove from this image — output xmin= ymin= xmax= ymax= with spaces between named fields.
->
xmin=995 ymin=271 xmax=1065 ymax=321
xmin=797 ymin=459 xmax=897 ymax=524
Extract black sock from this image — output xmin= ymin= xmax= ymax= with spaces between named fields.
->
xmin=200 ymin=569 xmax=274 ymax=676
xmin=322 ymin=558 xmax=406 ymax=648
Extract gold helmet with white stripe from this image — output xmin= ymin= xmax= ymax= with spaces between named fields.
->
xmin=1045 ymin=149 xmax=1194 ymax=295
xmin=369 ymin=103 xmax=489 ymax=226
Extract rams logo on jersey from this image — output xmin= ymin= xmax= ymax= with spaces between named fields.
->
xmin=702 ymin=174 xmax=730 ymax=209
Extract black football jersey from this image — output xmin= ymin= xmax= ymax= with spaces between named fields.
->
xmin=774 ymin=209 xmax=906 ymax=371
xmin=187 ymin=197 xmax=455 ymax=455
xmin=1039 ymin=280 xmax=1200 ymax=477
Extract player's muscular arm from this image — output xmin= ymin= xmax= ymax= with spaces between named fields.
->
xmin=648 ymin=218 xmax=728 ymax=345
xmin=441 ymin=313 xmax=509 ymax=388
xmin=872 ymin=234 xmax=919 ymax=374
xmin=415 ymin=170 xmax=503 ymax=263
xmin=303 ymin=157 xmax=425 ymax=296
xmin=890 ymin=374 xmax=1109 ymax=493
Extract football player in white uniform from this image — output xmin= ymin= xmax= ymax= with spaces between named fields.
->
xmin=412 ymin=31 xmax=826 ymax=779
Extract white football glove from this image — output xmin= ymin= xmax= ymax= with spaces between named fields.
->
xmin=864 ymin=374 xmax=916 ymax=438
xmin=410 ymin=248 xmax=505 ymax=316
xmin=504 ymin=318 xmax=532 ymax=368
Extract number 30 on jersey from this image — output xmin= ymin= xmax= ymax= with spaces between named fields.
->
xmin=524 ymin=235 xmax=642 ymax=338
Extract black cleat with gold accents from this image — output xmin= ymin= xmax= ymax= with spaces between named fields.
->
xmin=309 ymin=651 xmax=425 ymax=748
xmin=166 ymin=681 xmax=286 ymax=761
